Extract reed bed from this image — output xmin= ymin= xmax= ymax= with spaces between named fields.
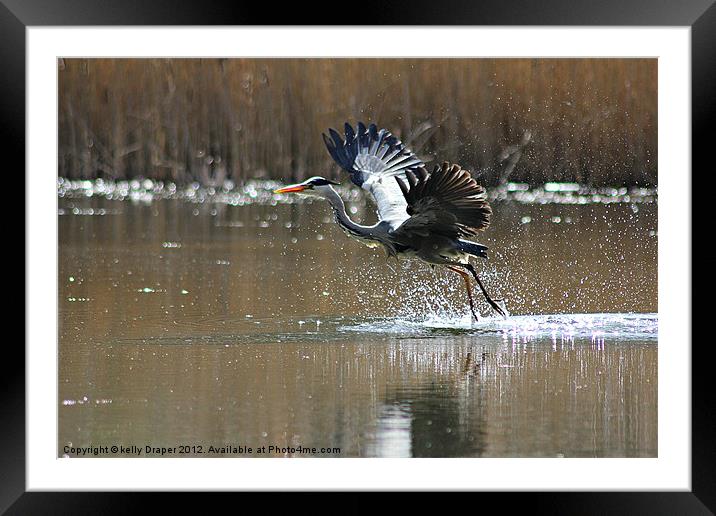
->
xmin=58 ymin=58 xmax=656 ymax=186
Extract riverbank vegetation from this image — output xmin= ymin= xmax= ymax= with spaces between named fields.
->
xmin=58 ymin=58 xmax=656 ymax=187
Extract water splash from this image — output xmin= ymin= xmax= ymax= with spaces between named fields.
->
xmin=339 ymin=313 xmax=657 ymax=342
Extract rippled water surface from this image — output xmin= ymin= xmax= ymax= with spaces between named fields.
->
xmin=59 ymin=188 xmax=657 ymax=457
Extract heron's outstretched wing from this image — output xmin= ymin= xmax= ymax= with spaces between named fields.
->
xmin=322 ymin=122 xmax=424 ymax=228
xmin=392 ymin=162 xmax=492 ymax=240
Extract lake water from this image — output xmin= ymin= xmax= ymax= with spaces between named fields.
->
xmin=58 ymin=183 xmax=657 ymax=457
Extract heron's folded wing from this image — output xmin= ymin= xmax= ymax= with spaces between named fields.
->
xmin=323 ymin=122 xmax=423 ymax=228
xmin=392 ymin=162 xmax=492 ymax=241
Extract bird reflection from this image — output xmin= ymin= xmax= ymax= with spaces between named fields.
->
xmin=367 ymin=349 xmax=488 ymax=458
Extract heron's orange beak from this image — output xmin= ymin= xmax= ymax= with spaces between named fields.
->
xmin=274 ymin=184 xmax=308 ymax=194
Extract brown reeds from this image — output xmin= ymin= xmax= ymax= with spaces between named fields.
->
xmin=58 ymin=58 xmax=656 ymax=186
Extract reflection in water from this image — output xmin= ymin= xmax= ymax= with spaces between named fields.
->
xmin=59 ymin=196 xmax=657 ymax=457
xmin=373 ymin=351 xmax=488 ymax=458
xmin=368 ymin=401 xmax=414 ymax=458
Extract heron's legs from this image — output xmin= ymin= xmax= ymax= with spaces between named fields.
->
xmin=446 ymin=265 xmax=480 ymax=322
xmin=463 ymin=263 xmax=507 ymax=319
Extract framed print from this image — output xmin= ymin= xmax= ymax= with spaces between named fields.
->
xmin=10 ymin=0 xmax=712 ymax=512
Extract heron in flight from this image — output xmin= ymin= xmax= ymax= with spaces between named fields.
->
xmin=274 ymin=122 xmax=506 ymax=321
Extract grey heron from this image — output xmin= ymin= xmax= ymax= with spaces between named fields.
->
xmin=274 ymin=122 xmax=506 ymax=321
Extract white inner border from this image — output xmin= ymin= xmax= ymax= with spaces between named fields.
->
xmin=27 ymin=27 xmax=690 ymax=491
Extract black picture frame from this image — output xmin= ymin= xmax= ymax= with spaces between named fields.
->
xmin=8 ymin=0 xmax=711 ymax=513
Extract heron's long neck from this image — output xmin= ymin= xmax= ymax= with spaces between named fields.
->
xmin=324 ymin=187 xmax=370 ymax=236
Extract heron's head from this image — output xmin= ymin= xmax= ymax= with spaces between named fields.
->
xmin=273 ymin=176 xmax=340 ymax=197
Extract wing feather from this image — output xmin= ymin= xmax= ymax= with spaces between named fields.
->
xmin=322 ymin=122 xmax=424 ymax=228
xmin=393 ymin=162 xmax=492 ymax=241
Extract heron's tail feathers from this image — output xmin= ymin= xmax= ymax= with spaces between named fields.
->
xmin=457 ymin=240 xmax=489 ymax=259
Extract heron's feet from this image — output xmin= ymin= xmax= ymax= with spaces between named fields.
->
xmin=488 ymin=298 xmax=509 ymax=319
xmin=462 ymin=264 xmax=508 ymax=320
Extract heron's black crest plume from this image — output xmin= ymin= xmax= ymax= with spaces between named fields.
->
xmin=306 ymin=177 xmax=339 ymax=186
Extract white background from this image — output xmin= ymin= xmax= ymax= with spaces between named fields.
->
xmin=27 ymin=27 xmax=690 ymax=490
